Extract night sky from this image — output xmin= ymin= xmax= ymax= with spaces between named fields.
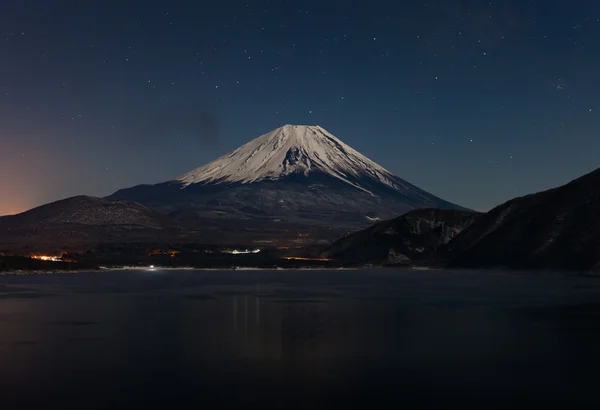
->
xmin=1 ymin=0 xmax=599 ymax=215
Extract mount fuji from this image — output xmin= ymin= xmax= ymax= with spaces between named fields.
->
xmin=109 ymin=125 xmax=465 ymax=243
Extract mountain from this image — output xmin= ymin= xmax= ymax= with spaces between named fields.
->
xmin=109 ymin=125 xmax=465 ymax=243
xmin=0 ymin=196 xmax=181 ymax=252
xmin=321 ymin=209 xmax=480 ymax=266
xmin=439 ymin=167 xmax=600 ymax=272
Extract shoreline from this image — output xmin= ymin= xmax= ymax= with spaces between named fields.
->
xmin=0 ymin=266 xmax=360 ymax=275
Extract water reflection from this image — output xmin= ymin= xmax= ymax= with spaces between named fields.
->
xmin=256 ymin=296 xmax=260 ymax=325
xmin=0 ymin=269 xmax=600 ymax=408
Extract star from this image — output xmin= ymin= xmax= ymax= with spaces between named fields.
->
xmin=1 ymin=0 xmax=598 ymax=216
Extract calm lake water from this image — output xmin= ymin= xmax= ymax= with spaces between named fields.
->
xmin=1 ymin=268 xmax=600 ymax=409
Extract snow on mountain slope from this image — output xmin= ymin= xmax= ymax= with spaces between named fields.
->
xmin=107 ymin=124 xmax=466 ymax=244
xmin=176 ymin=125 xmax=410 ymax=195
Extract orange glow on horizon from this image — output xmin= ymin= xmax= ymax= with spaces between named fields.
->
xmin=0 ymin=204 xmax=27 ymax=216
xmin=0 ymin=195 xmax=38 ymax=216
xmin=0 ymin=143 xmax=67 ymax=217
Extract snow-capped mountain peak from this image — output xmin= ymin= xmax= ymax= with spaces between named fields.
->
xmin=175 ymin=124 xmax=404 ymax=194
xmin=108 ymin=124 xmax=465 ymax=243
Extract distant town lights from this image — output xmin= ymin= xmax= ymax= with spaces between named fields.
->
xmin=224 ymin=249 xmax=261 ymax=255
xmin=31 ymin=255 xmax=60 ymax=262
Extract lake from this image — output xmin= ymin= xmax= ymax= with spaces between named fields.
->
xmin=1 ymin=268 xmax=600 ymax=408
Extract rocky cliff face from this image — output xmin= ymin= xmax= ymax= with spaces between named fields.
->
xmin=321 ymin=208 xmax=480 ymax=266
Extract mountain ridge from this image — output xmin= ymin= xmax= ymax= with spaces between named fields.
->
xmin=0 ymin=196 xmax=182 ymax=251
xmin=437 ymin=166 xmax=600 ymax=271
xmin=108 ymin=124 xmax=465 ymax=243
xmin=321 ymin=208 xmax=480 ymax=265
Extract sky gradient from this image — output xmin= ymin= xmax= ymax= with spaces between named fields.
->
xmin=1 ymin=0 xmax=600 ymax=215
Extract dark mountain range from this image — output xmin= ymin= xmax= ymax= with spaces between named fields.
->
xmin=109 ymin=125 xmax=465 ymax=243
xmin=321 ymin=167 xmax=600 ymax=273
xmin=439 ymin=167 xmax=600 ymax=272
xmin=321 ymin=209 xmax=480 ymax=266
xmin=0 ymin=196 xmax=181 ymax=252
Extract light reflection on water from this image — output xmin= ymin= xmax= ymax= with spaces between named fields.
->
xmin=1 ymin=269 xmax=600 ymax=408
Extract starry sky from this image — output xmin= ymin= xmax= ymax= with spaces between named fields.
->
xmin=1 ymin=0 xmax=599 ymax=215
